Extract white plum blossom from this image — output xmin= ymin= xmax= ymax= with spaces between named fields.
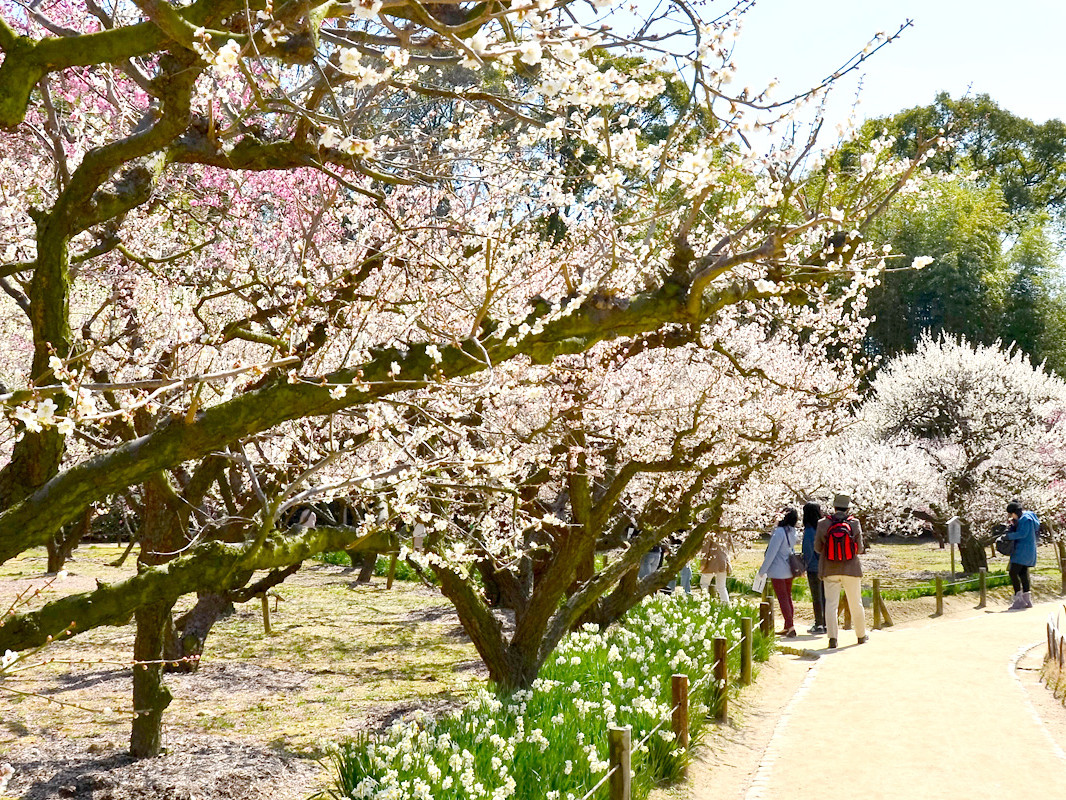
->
xmin=318 ymin=126 xmax=342 ymax=149
xmin=348 ymin=0 xmax=382 ymax=20
xmin=211 ymin=40 xmax=242 ymax=77
xmin=518 ymin=39 xmax=543 ymax=66
xmin=466 ymin=30 xmax=489 ymax=56
xmin=338 ymin=48 xmax=362 ymax=74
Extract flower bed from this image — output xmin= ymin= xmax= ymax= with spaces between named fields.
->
xmin=325 ymin=595 xmax=771 ymax=800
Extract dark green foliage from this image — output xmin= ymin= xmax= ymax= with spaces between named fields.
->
xmin=839 ymin=94 xmax=1066 ymax=369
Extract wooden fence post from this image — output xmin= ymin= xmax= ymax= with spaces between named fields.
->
xmin=671 ymin=674 xmax=689 ymax=754
xmin=608 ymin=726 xmax=632 ymax=800
xmin=978 ymin=568 xmax=987 ymax=609
xmin=878 ymin=591 xmax=893 ymax=627
xmin=385 ymin=552 xmax=399 ymax=589
xmin=740 ymin=616 xmax=753 ymax=687
xmin=1059 ymin=636 xmax=1064 ymax=670
xmin=1048 ymin=624 xmax=1053 ymax=660
xmin=1057 ymin=541 xmax=1066 ymax=595
xmin=714 ymin=637 xmax=728 ymax=722
xmin=260 ymin=593 xmax=271 ymax=634
xmin=935 ymin=577 xmax=943 ymax=617
xmin=842 ymin=589 xmax=852 ymax=630
xmin=759 ymin=600 xmax=773 ymax=637
xmin=873 ymin=579 xmax=882 ymax=629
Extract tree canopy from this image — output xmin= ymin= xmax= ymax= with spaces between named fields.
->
xmin=846 ymin=94 xmax=1066 ymax=368
xmin=0 ymin=0 xmax=922 ymax=755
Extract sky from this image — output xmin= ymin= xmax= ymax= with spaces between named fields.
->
xmin=728 ymin=0 xmax=1066 ymax=132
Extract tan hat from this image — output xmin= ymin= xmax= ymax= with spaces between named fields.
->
xmin=833 ymin=494 xmax=851 ymax=510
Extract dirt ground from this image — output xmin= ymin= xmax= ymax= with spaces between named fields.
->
xmin=1 ymin=548 xmax=481 ymax=800
xmin=691 ymin=597 xmax=1066 ymax=800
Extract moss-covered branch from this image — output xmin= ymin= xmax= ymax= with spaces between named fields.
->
xmin=0 ymin=0 xmax=260 ymax=128
xmin=0 ymin=277 xmax=694 ymax=564
xmin=0 ymin=525 xmax=393 ymax=652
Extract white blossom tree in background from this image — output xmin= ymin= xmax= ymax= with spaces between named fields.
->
xmin=860 ymin=334 xmax=1066 ymax=571
xmin=747 ymin=335 xmax=1066 ymax=572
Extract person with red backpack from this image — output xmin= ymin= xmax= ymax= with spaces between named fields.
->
xmin=814 ymin=494 xmax=867 ymax=649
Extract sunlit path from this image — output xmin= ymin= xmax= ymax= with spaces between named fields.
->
xmin=697 ymin=601 xmax=1066 ymax=800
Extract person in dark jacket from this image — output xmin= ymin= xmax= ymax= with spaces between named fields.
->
xmin=801 ymin=502 xmax=826 ymax=634
xmin=1005 ymin=499 xmax=1039 ymax=610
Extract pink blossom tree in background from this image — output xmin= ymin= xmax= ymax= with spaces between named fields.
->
xmin=0 ymin=0 xmax=930 ymax=754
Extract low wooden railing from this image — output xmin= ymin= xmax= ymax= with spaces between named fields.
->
xmin=580 ymin=623 xmax=753 ymax=800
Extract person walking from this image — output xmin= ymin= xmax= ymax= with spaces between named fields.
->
xmin=757 ymin=507 xmax=799 ymax=637
xmin=701 ymin=534 xmax=731 ymax=605
xmin=814 ymin=494 xmax=867 ymax=649
xmin=1005 ymin=499 xmax=1039 ymax=610
xmin=801 ymin=502 xmax=826 ymax=634
xmin=666 ymin=530 xmax=693 ymax=595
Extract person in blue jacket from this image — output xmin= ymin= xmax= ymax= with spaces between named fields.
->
xmin=801 ymin=502 xmax=826 ymax=634
xmin=1005 ymin=499 xmax=1039 ymax=610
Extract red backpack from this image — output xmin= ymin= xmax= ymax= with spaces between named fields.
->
xmin=824 ymin=516 xmax=856 ymax=561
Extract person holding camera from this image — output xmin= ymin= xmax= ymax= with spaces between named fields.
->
xmin=1004 ymin=499 xmax=1039 ymax=610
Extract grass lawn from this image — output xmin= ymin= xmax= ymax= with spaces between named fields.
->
xmin=1 ymin=545 xmax=479 ymax=759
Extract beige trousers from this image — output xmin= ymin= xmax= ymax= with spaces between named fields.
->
xmin=823 ymin=574 xmax=865 ymax=640
xmin=703 ymin=571 xmax=729 ymax=604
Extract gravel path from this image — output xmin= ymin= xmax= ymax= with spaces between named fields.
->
xmin=693 ymin=598 xmax=1066 ymax=800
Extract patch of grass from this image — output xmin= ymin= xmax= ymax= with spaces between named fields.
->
xmin=326 ymin=595 xmax=769 ymax=800
xmin=0 ymin=549 xmax=478 ymax=757
xmin=311 ymin=552 xmax=428 ymax=583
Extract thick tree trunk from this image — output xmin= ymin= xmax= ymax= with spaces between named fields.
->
xmin=959 ymin=533 xmax=988 ymax=574
xmin=46 ymin=506 xmax=90 ymax=573
xmin=130 ymin=600 xmax=175 ymax=758
xmin=1056 ymin=539 xmax=1066 ymax=595
xmin=354 ymin=550 xmax=377 ymax=582
xmin=130 ymin=472 xmax=186 ymax=757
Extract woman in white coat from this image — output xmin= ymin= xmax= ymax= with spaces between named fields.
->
xmin=757 ymin=507 xmax=799 ymax=637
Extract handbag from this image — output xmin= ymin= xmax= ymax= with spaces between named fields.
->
xmin=752 ymin=572 xmax=767 ymax=592
xmin=785 ymin=529 xmax=805 ymax=577
xmin=995 ymin=535 xmax=1015 ymax=557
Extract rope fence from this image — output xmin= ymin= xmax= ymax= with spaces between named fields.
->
xmin=1047 ymin=604 xmax=1065 ymax=678
xmin=750 ymin=564 xmax=1017 ymax=635
xmin=578 ymin=620 xmax=757 ymax=800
